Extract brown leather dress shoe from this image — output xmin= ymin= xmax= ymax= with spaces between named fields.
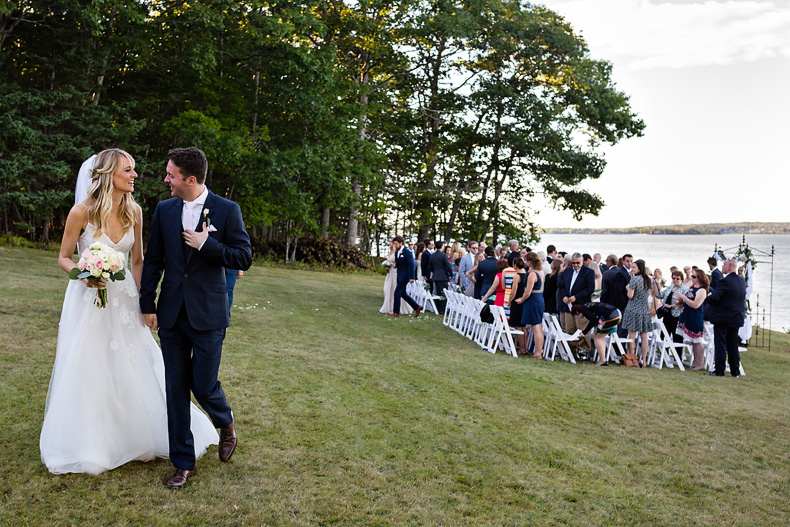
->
xmin=165 ymin=468 xmax=195 ymax=489
xmin=218 ymin=421 xmax=237 ymax=462
xmin=413 ymin=306 xmax=422 ymax=317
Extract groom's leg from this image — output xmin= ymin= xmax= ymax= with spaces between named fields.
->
xmin=158 ymin=316 xmax=197 ymax=470
xmin=190 ymin=328 xmax=233 ymax=428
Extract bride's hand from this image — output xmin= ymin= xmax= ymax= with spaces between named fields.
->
xmin=142 ymin=313 xmax=158 ymax=331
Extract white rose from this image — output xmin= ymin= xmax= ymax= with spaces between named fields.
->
xmin=91 ymin=267 xmax=102 ymax=278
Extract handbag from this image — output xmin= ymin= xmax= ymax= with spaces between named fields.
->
xmin=622 ymin=353 xmax=640 ymax=367
xmin=478 ymin=303 xmax=494 ymax=324
xmin=596 ymin=308 xmax=621 ymax=331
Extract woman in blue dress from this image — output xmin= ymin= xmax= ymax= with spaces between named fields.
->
xmin=515 ymin=252 xmax=545 ymax=359
xmin=676 ymin=269 xmax=709 ymax=370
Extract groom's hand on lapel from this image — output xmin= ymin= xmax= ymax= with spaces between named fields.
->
xmin=183 ymin=222 xmax=209 ymax=250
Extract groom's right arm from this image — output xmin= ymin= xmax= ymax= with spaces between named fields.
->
xmin=140 ymin=203 xmax=165 ymax=323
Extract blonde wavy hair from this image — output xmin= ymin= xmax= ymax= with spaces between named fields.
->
xmin=84 ymin=148 xmax=137 ymax=238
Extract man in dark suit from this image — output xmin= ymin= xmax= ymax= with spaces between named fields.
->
xmin=559 ymin=252 xmax=595 ymax=348
xmin=141 ymin=147 xmax=252 ymax=488
xmin=620 ymin=253 xmax=633 ymax=283
xmin=705 ymin=258 xmax=746 ymax=377
xmin=391 ymin=235 xmax=422 ymax=317
xmin=428 ymin=240 xmax=452 ymax=314
xmin=602 ymin=254 xmax=629 ymax=338
xmin=474 ymin=245 xmax=498 ymax=300
xmin=420 ymin=239 xmax=434 ymax=289
xmin=601 ymin=254 xmax=628 ymax=311
xmin=504 ymin=239 xmax=519 ymax=266
xmin=708 ymin=257 xmax=723 ymax=293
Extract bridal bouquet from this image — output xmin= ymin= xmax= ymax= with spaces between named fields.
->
xmin=381 ymin=260 xmax=392 ymax=268
xmin=69 ymin=242 xmax=127 ymax=308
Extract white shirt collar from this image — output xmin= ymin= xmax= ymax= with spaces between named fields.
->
xmin=184 ymin=186 xmax=209 ymax=208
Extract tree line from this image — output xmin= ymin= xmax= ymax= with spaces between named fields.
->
xmin=1 ymin=1 xmax=644 ymax=260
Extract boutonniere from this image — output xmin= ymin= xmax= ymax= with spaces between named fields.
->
xmin=203 ymin=208 xmax=218 ymax=232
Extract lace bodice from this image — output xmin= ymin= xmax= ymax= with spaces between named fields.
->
xmin=77 ymin=223 xmax=138 ymax=300
xmin=79 ymin=222 xmax=135 ymax=255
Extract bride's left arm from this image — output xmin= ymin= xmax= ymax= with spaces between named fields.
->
xmin=132 ymin=204 xmax=144 ymax=293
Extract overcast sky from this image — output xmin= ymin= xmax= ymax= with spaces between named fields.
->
xmin=531 ymin=0 xmax=790 ymax=228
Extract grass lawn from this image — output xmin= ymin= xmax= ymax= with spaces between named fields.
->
xmin=1 ymin=246 xmax=789 ymax=526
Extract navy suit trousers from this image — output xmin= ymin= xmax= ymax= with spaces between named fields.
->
xmin=713 ymin=324 xmax=741 ymax=376
xmin=158 ymin=306 xmax=232 ymax=470
xmin=393 ymin=280 xmax=420 ymax=314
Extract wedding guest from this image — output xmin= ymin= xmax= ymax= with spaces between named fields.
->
xmin=545 ymin=245 xmax=556 ymax=264
xmin=683 ymin=266 xmax=693 ymax=288
xmin=482 ymin=258 xmax=510 ymax=306
xmin=621 ymin=259 xmax=653 ymax=367
xmin=505 ymin=239 xmax=519 ymax=266
xmin=474 ymin=246 xmax=499 ymax=300
xmin=225 ymin=269 xmax=243 ymax=318
xmin=421 ymin=239 xmax=434 ymax=290
xmin=507 ymin=257 xmax=528 ymax=353
xmin=677 ymin=270 xmax=709 ymax=370
xmin=458 ymin=241 xmax=478 ymax=291
xmin=543 ymin=258 xmax=562 ymax=315
xmin=706 ymin=258 xmax=746 ymax=377
xmin=514 ymin=252 xmax=546 ymax=359
xmin=655 ymin=270 xmax=687 ymax=343
xmin=653 ymin=268 xmax=666 ymax=291
xmin=559 ymin=252 xmax=595 ymax=351
xmin=538 ymin=250 xmax=551 ymax=274
xmin=465 ymin=251 xmax=486 ymax=297
xmin=451 ymin=241 xmax=463 ymax=261
xmin=428 ymin=241 xmax=452 ymax=314
xmin=414 ymin=242 xmax=426 ymax=280
xmin=589 ymin=261 xmax=602 ymax=302
xmin=708 ymin=257 xmax=723 ymax=292
xmin=571 ymin=302 xmax=622 ymax=366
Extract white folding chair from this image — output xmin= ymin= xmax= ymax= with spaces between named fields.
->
xmin=548 ymin=314 xmax=577 ymax=364
xmin=485 ymin=305 xmax=522 ymax=357
xmin=604 ymin=331 xmax=632 ymax=364
xmin=648 ymin=319 xmax=687 ymax=371
xmin=542 ymin=314 xmax=556 ymax=361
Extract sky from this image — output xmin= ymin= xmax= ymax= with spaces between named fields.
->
xmin=530 ymin=0 xmax=790 ymax=228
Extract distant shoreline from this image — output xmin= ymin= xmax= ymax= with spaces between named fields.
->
xmin=542 ymin=222 xmax=790 ymax=235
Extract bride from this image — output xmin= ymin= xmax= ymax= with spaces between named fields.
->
xmin=40 ymin=149 xmax=218 ymax=474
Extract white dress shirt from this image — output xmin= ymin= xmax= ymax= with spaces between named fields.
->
xmin=182 ymin=186 xmax=209 ymax=250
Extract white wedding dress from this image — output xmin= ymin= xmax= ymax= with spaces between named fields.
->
xmin=40 ymin=223 xmax=218 ymax=474
xmin=378 ymin=252 xmax=413 ymax=315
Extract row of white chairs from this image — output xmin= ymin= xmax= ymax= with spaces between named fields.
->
xmin=422 ymin=289 xmax=745 ymax=374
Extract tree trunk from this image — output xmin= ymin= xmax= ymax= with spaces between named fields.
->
xmin=346 ymin=65 xmax=371 ymax=246
xmin=90 ymin=7 xmax=117 ymax=106
xmin=321 ymin=206 xmax=330 ymax=239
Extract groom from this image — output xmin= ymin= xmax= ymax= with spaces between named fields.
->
xmin=140 ymin=147 xmax=252 ymax=488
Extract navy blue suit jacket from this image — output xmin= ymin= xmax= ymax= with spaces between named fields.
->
xmin=428 ymin=250 xmax=452 ymax=281
xmin=395 ymin=247 xmax=416 ymax=283
xmin=558 ymin=265 xmax=595 ymax=311
xmin=140 ymin=191 xmax=252 ymax=331
xmin=475 ymin=257 xmax=499 ymax=299
xmin=709 ymin=268 xmax=723 ymax=292
xmin=705 ymin=273 xmax=746 ymax=327
xmin=601 ymin=266 xmax=628 ymax=311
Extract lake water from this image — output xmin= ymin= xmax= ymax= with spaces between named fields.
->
xmin=536 ymin=233 xmax=788 ymax=331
